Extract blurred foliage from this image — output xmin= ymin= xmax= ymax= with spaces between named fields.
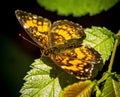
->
xmin=37 ymin=0 xmax=120 ymax=17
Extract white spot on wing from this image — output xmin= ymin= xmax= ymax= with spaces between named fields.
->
xmin=23 ymin=24 xmax=28 ymax=29
xmin=33 ymin=15 xmax=37 ymax=19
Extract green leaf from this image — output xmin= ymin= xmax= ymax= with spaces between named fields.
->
xmin=20 ymin=57 xmax=78 ymax=97
xmin=100 ymin=74 xmax=120 ymax=97
xmin=83 ymin=26 xmax=114 ymax=64
xmin=36 ymin=0 xmax=120 ymax=17
xmin=82 ymin=27 xmax=114 ymax=78
xmin=60 ymin=80 xmax=95 ymax=97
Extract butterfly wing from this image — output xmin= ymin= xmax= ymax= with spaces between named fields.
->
xmin=15 ymin=10 xmax=51 ymax=51
xmin=49 ymin=46 xmax=102 ymax=79
xmin=48 ymin=20 xmax=86 ymax=52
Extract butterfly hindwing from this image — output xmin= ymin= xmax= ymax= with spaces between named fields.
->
xmin=49 ymin=45 xmax=102 ymax=79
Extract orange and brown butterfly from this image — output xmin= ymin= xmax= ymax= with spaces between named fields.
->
xmin=15 ymin=10 xmax=102 ymax=79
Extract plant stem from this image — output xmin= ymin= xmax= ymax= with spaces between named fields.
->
xmin=108 ymin=30 xmax=120 ymax=73
xmin=108 ymin=38 xmax=119 ymax=73
xmin=97 ymin=30 xmax=120 ymax=84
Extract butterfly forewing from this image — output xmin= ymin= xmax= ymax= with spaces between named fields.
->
xmin=15 ymin=10 xmax=51 ymax=50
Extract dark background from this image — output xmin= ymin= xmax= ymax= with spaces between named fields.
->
xmin=1 ymin=0 xmax=120 ymax=97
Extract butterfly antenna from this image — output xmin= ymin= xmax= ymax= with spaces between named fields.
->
xmin=19 ymin=33 xmax=40 ymax=48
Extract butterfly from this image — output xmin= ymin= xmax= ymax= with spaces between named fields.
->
xmin=15 ymin=10 xmax=102 ymax=79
